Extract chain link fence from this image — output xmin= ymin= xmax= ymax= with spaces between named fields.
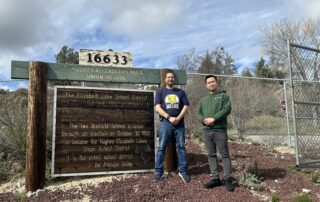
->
xmin=183 ymin=74 xmax=291 ymax=146
xmin=1 ymin=76 xmax=293 ymax=149
xmin=288 ymin=42 xmax=320 ymax=167
xmin=4 ymin=72 xmax=320 ymax=167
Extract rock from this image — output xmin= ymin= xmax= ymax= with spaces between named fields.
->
xmin=36 ymin=189 xmax=45 ymax=197
xmin=16 ymin=186 xmax=26 ymax=194
xmin=302 ymin=188 xmax=311 ymax=194
xmin=12 ymin=162 xmax=22 ymax=173
xmin=16 ymin=181 xmax=22 ymax=188
xmin=26 ymin=191 xmax=35 ymax=197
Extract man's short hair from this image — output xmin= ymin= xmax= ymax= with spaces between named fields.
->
xmin=205 ymin=75 xmax=217 ymax=83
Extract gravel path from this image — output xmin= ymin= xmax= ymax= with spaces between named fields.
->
xmin=0 ymin=138 xmax=319 ymax=201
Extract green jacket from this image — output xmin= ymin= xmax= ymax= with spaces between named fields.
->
xmin=197 ymin=90 xmax=231 ymax=131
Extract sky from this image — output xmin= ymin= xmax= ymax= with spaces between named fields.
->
xmin=1 ymin=0 xmax=320 ymax=85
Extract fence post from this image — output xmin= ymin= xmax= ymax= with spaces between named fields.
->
xmin=283 ymin=81 xmax=292 ymax=147
xmin=25 ymin=61 xmax=47 ymax=191
xmin=164 ymin=137 xmax=178 ymax=173
xmin=287 ymin=40 xmax=300 ymax=166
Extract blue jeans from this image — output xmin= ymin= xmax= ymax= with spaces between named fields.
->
xmin=155 ymin=121 xmax=188 ymax=174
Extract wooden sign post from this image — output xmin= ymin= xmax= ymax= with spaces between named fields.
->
xmin=25 ymin=62 xmax=47 ymax=191
xmin=11 ymin=60 xmax=186 ymax=191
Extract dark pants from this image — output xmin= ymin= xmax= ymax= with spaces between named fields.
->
xmin=202 ymin=130 xmax=232 ymax=179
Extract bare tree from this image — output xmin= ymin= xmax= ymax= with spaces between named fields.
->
xmin=177 ymin=46 xmax=237 ymax=75
xmin=177 ymin=47 xmax=201 ymax=73
xmin=261 ymin=18 xmax=320 ymax=81
xmin=262 ymin=18 xmax=320 ymax=126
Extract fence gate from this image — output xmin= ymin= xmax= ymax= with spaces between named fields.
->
xmin=288 ymin=41 xmax=320 ymax=167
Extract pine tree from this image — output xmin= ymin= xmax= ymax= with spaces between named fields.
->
xmin=241 ymin=67 xmax=253 ymax=77
xmin=198 ymin=51 xmax=215 ymax=73
xmin=55 ymin=45 xmax=79 ymax=64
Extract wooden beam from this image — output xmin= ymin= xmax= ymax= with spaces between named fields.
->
xmin=25 ymin=62 xmax=47 ymax=191
xmin=164 ymin=137 xmax=178 ymax=173
xmin=11 ymin=60 xmax=187 ymax=85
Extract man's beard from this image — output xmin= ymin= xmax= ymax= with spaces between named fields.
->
xmin=166 ymin=81 xmax=174 ymax=87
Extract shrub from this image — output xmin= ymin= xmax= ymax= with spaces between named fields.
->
xmin=0 ymin=89 xmax=28 ymax=160
xmin=247 ymin=161 xmax=263 ymax=179
xmin=245 ymin=115 xmax=285 ymax=133
xmin=238 ymin=161 xmax=264 ymax=190
xmin=288 ymin=164 xmax=301 ymax=172
xmin=237 ymin=172 xmax=263 ymax=190
xmin=0 ymin=161 xmax=10 ymax=181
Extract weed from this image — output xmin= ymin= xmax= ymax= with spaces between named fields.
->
xmin=228 ymin=135 xmax=237 ymax=142
xmin=311 ymin=171 xmax=320 ymax=183
xmin=271 ymin=194 xmax=281 ymax=202
xmin=0 ymin=161 xmax=10 ymax=181
xmin=237 ymin=172 xmax=263 ymax=190
xmin=247 ymin=160 xmax=263 ymax=179
xmin=15 ymin=191 xmax=27 ymax=201
xmin=288 ymin=164 xmax=301 ymax=172
xmin=301 ymin=168 xmax=313 ymax=174
xmin=292 ymin=193 xmax=312 ymax=202
xmin=239 ymin=149 xmax=249 ymax=157
xmin=238 ymin=160 xmax=265 ymax=190
xmin=251 ymin=141 xmax=261 ymax=146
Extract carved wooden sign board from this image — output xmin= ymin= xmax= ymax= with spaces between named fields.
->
xmin=11 ymin=57 xmax=186 ymax=178
xmin=52 ymin=86 xmax=155 ymax=177
xmin=11 ymin=60 xmax=187 ymax=84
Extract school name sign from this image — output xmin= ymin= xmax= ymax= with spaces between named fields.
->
xmin=11 ymin=60 xmax=186 ymax=84
xmin=52 ymin=87 xmax=155 ymax=176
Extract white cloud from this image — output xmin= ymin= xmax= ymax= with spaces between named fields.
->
xmin=0 ymin=0 xmax=319 ymax=80
xmin=282 ymin=0 xmax=320 ymax=19
xmin=101 ymin=0 xmax=185 ymax=38
xmin=0 ymin=84 xmax=10 ymax=91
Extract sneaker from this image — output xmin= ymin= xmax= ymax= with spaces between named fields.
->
xmin=224 ymin=178 xmax=235 ymax=192
xmin=203 ymin=178 xmax=222 ymax=189
xmin=178 ymin=172 xmax=191 ymax=182
xmin=154 ymin=173 xmax=163 ymax=182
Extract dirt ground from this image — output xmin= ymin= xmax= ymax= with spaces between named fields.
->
xmin=0 ymin=137 xmax=319 ymax=202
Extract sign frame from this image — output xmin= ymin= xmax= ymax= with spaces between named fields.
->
xmin=51 ymin=86 xmax=156 ymax=177
xmin=11 ymin=60 xmax=187 ymax=85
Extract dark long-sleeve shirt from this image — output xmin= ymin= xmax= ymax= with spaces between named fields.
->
xmin=197 ymin=90 xmax=231 ymax=131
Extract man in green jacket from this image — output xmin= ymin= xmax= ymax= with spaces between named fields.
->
xmin=197 ymin=74 xmax=235 ymax=192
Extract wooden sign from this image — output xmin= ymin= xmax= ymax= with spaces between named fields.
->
xmin=52 ymin=86 xmax=155 ymax=176
xmin=11 ymin=61 xmax=187 ymax=85
xmin=79 ymin=49 xmax=133 ymax=67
